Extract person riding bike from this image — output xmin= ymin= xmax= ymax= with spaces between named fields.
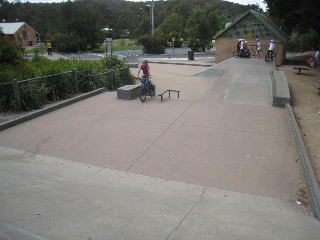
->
xmin=138 ymin=60 xmax=155 ymax=102
xmin=138 ymin=59 xmax=151 ymax=85
xmin=267 ymin=39 xmax=276 ymax=60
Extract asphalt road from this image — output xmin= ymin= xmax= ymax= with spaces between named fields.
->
xmin=57 ymin=47 xmax=215 ymax=61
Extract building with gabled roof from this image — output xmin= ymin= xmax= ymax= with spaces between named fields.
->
xmin=0 ymin=22 xmax=40 ymax=47
xmin=213 ymin=10 xmax=289 ymax=65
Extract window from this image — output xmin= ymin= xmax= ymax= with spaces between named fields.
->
xmin=22 ymin=31 xmax=28 ymax=40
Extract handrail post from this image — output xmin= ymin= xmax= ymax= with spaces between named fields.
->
xmin=89 ymin=74 xmax=92 ymax=90
xmin=73 ymin=68 xmax=79 ymax=93
xmin=12 ymin=79 xmax=22 ymax=111
xmin=109 ymin=70 xmax=115 ymax=89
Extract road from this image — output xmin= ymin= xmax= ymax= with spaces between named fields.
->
xmin=58 ymin=47 xmax=215 ymax=61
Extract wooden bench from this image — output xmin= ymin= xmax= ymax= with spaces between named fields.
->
xmin=293 ymin=66 xmax=309 ymax=74
xmin=158 ymin=89 xmax=180 ymax=101
xmin=314 ymin=82 xmax=320 ymax=93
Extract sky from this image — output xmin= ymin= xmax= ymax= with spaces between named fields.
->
xmin=9 ymin=0 xmax=267 ymax=10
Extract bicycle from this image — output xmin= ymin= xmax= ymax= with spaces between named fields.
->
xmin=233 ymin=50 xmax=240 ymax=58
xmin=265 ymin=50 xmax=275 ymax=62
xmin=139 ymin=76 xmax=155 ymax=102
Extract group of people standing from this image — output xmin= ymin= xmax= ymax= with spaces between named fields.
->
xmin=236 ymin=39 xmax=251 ymax=58
xmin=236 ymin=38 xmax=276 ymax=59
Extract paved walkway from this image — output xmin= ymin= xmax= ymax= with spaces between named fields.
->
xmin=1 ymin=57 xmax=320 ymax=239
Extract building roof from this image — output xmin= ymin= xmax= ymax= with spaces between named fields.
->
xmin=0 ymin=22 xmax=39 ymax=35
xmin=213 ymin=10 xmax=289 ymax=42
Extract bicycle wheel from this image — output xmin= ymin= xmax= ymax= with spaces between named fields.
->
xmin=139 ymin=87 xmax=147 ymax=102
xmin=233 ymin=51 xmax=238 ymax=58
xmin=149 ymin=84 xmax=155 ymax=97
xmin=264 ymin=53 xmax=269 ymax=62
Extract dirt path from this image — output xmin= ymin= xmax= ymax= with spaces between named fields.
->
xmin=278 ymin=64 xmax=320 ymax=187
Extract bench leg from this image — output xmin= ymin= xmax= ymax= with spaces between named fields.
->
xmin=177 ymin=92 xmax=180 ymax=98
xmin=169 ymin=91 xmax=171 ymax=98
xmin=298 ymin=69 xmax=301 ymax=74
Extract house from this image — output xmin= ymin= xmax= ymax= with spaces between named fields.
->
xmin=0 ymin=22 xmax=40 ymax=47
xmin=213 ymin=10 xmax=289 ymax=65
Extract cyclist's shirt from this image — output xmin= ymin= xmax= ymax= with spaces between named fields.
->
xmin=140 ymin=64 xmax=150 ymax=77
xmin=268 ymin=42 xmax=275 ymax=51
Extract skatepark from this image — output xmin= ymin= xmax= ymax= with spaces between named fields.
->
xmin=1 ymin=57 xmax=320 ymax=239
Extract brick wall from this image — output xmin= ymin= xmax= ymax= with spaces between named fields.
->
xmin=215 ymin=37 xmax=286 ymax=65
xmin=14 ymin=24 xmax=39 ymax=47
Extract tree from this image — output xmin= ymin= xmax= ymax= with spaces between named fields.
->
xmin=186 ymin=6 xmax=224 ymax=52
xmin=264 ymin=0 xmax=320 ymax=49
xmin=264 ymin=0 xmax=320 ymax=34
xmin=0 ymin=32 xmax=23 ymax=65
xmin=138 ymin=35 xmax=165 ymax=54
xmin=0 ymin=0 xmax=257 ymax=52
xmin=59 ymin=0 xmax=104 ymax=49
xmin=155 ymin=13 xmax=184 ymax=46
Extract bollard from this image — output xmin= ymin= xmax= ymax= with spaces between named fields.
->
xmin=169 ymin=52 xmax=171 ymax=59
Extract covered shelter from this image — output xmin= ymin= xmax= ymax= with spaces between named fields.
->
xmin=0 ymin=22 xmax=40 ymax=47
xmin=213 ymin=10 xmax=289 ymax=65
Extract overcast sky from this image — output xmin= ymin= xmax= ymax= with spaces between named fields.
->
xmin=11 ymin=0 xmax=267 ymax=11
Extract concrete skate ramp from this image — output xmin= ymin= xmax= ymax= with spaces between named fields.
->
xmin=1 ymin=146 xmax=320 ymax=240
xmin=1 ymin=59 xmax=320 ymax=239
xmin=224 ymin=74 xmax=272 ymax=106
xmin=193 ymin=67 xmax=226 ymax=78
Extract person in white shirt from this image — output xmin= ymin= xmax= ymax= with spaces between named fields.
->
xmin=240 ymin=39 xmax=245 ymax=57
xmin=314 ymin=48 xmax=320 ymax=67
xmin=256 ymin=39 xmax=261 ymax=58
xmin=267 ymin=39 xmax=276 ymax=60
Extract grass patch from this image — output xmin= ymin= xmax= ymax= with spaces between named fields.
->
xmin=95 ymin=39 xmax=143 ymax=53
xmin=294 ymin=111 xmax=302 ymax=127
xmin=25 ymin=46 xmax=47 ymax=55
xmin=113 ymin=45 xmax=143 ymax=51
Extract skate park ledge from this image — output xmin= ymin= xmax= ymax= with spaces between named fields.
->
xmin=271 ymin=70 xmax=291 ymax=107
xmin=117 ymin=85 xmax=141 ymax=100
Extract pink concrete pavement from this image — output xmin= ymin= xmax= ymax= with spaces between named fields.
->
xmin=0 ymin=58 xmax=302 ymax=202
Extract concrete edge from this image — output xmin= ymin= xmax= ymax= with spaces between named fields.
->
xmin=148 ymin=61 xmax=213 ymax=67
xmin=271 ymin=70 xmax=291 ymax=107
xmin=0 ymin=88 xmax=107 ymax=132
xmin=286 ymin=103 xmax=320 ymax=219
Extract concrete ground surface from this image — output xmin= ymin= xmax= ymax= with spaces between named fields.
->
xmin=1 ymin=57 xmax=320 ymax=239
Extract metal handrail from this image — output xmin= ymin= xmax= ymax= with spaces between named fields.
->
xmin=18 ymin=71 xmax=73 ymax=83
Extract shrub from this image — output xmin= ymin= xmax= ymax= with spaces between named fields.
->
xmin=0 ymin=33 xmax=23 ymax=66
xmin=288 ymin=29 xmax=320 ymax=52
xmin=0 ymin=56 xmax=134 ymax=111
xmin=187 ymin=39 xmax=202 ymax=52
xmin=52 ymin=33 xmax=87 ymax=52
xmin=138 ymin=35 xmax=165 ymax=54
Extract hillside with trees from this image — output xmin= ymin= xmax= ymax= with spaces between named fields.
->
xmin=0 ymin=0 xmax=318 ymax=52
xmin=0 ymin=0 xmax=262 ymax=52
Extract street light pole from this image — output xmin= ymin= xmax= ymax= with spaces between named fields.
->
xmin=151 ymin=0 xmax=154 ymax=35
